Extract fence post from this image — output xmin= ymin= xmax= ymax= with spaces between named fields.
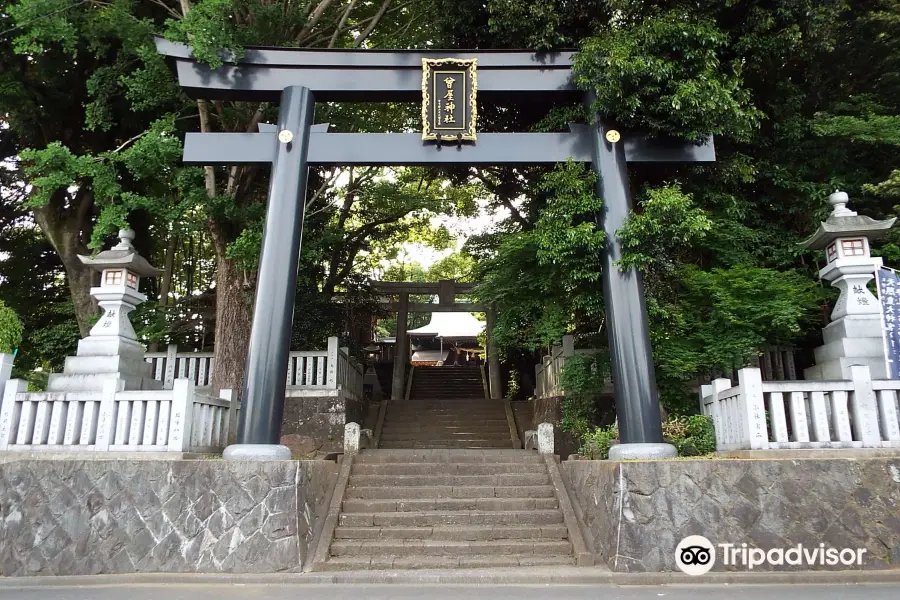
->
xmin=737 ymin=368 xmax=768 ymax=450
xmin=708 ymin=378 xmax=731 ymax=449
xmin=168 ymin=378 xmax=195 ymax=452
xmin=326 ymin=337 xmax=339 ymax=389
xmin=220 ymin=388 xmax=236 ymax=446
xmin=0 ymin=379 xmax=27 ymax=450
xmin=164 ymin=344 xmax=178 ymax=389
xmin=849 ymin=365 xmax=881 ymax=447
xmin=562 ymin=335 xmax=575 ymax=357
xmin=0 ymin=353 xmax=14 ymax=388
xmin=95 ymin=379 xmax=124 ymax=451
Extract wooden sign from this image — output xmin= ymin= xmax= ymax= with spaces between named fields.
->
xmin=421 ymin=58 xmax=477 ymax=141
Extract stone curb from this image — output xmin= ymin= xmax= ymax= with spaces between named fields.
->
xmin=2 ymin=568 xmax=900 ymax=587
xmin=307 ymin=454 xmax=353 ymax=570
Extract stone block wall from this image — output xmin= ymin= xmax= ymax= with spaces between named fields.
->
xmin=280 ymin=392 xmax=364 ymax=456
xmin=0 ymin=459 xmax=338 ymax=576
xmin=562 ymin=458 xmax=900 ymax=572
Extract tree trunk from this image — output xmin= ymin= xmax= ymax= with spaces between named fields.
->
xmin=32 ymin=200 xmax=97 ymax=338
xmin=60 ymin=254 xmax=96 ymax=338
xmin=210 ymin=251 xmax=254 ymax=395
xmin=158 ymin=231 xmax=177 ymax=308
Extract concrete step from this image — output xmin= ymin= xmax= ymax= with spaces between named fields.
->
xmin=338 ymin=509 xmax=565 ymax=527
xmin=387 ymin=407 xmax=504 ymax=414
xmin=341 ymin=497 xmax=559 ymax=513
xmin=378 ymin=427 xmax=511 ymax=436
xmin=345 ymin=485 xmax=556 ymax=500
xmin=354 ymin=450 xmax=543 ymax=463
xmin=318 ymin=555 xmax=576 ymax=570
xmin=334 ymin=524 xmax=569 ymax=540
xmin=378 ymin=434 xmax=512 ymax=443
xmin=380 ymin=441 xmax=514 ymax=449
xmin=386 ymin=416 xmax=506 ymax=422
xmin=383 ymin=420 xmax=507 ymax=427
xmin=330 ymin=539 xmax=572 ymax=557
xmin=351 ymin=462 xmax=541 ymax=475
xmin=350 ymin=474 xmax=552 ymax=488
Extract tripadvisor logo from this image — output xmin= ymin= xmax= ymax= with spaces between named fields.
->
xmin=675 ymin=536 xmax=868 ymax=575
xmin=676 ymin=535 xmax=716 ymax=575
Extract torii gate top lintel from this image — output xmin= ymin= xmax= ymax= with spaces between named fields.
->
xmin=155 ymin=38 xmax=577 ymax=102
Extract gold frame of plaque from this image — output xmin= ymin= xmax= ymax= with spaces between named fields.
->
xmin=421 ymin=58 xmax=478 ymax=141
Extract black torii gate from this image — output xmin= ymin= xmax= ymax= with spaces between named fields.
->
xmin=156 ymin=39 xmax=715 ymax=459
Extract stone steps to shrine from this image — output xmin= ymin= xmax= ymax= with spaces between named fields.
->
xmin=317 ymin=449 xmax=575 ymax=571
xmin=354 ymin=449 xmax=542 ymax=463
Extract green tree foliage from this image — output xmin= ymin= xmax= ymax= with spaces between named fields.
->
xmin=0 ymin=300 xmax=24 ymax=355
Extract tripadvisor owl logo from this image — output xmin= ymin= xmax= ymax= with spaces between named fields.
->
xmin=675 ymin=535 xmax=716 ymax=575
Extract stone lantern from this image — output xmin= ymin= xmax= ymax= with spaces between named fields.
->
xmin=47 ymin=229 xmax=161 ymax=391
xmin=802 ymin=191 xmax=896 ymax=380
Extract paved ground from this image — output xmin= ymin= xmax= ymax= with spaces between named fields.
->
xmin=0 ymin=584 xmax=898 ymax=600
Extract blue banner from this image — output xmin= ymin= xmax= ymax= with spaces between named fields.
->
xmin=877 ymin=268 xmax=900 ymax=379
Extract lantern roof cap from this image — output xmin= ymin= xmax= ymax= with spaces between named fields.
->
xmin=78 ymin=229 xmax=159 ymax=276
xmin=800 ymin=191 xmax=896 ymax=250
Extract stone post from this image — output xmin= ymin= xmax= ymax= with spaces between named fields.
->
xmin=0 ymin=353 xmax=13 ymax=388
xmin=737 ymin=368 xmax=768 ymax=450
xmin=848 ymin=365 xmax=881 ymax=447
xmin=344 ymin=422 xmax=360 ymax=456
xmin=391 ymin=293 xmax=409 ymax=401
xmin=0 ymin=379 xmax=27 ymax=450
xmin=537 ymin=422 xmax=554 ymax=455
xmin=486 ymin=306 xmax=503 ymax=400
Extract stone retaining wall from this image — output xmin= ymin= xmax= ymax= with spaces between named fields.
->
xmin=0 ymin=459 xmax=338 ymax=576
xmin=562 ymin=457 xmax=900 ymax=573
xmin=280 ymin=392 xmax=364 ymax=456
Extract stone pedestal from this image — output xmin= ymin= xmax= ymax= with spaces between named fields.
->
xmin=804 ymin=315 xmax=888 ymax=380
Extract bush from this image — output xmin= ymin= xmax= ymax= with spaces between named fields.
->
xmin=580 ymin=424 xmax=617 ymax=459
xmin=664 ymin=415 xmax=716 ymax=456
xmin=558 ymin=351 xmax=609 ymax=438
xmin=0 ymin=300 xmax=24 ymax=355
xmin=578 ymin=415 xmax=716 ymax=459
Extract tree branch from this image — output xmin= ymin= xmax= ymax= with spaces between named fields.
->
xmin=354 ymin=0 xmax=391 ymax=47
xmin=297 ymin=0 xmax=336 ymax=42
xmin=149 ymin=0 xmax=182 ymax=19
xmin=328 ymin=0 xmax=358 ymax=48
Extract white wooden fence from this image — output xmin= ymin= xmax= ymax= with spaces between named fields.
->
xmin=0 ymin=378 xmax=237 ymax=453
xmin=146 ymin=336 xmax=363 ymax=399
xmin=535 ymin=336 xmax=574 ymax=399
xmin=700 ymin=366 xmax=900 ymax=451
xmin=535 ymin=336 xmax=601 ymax=399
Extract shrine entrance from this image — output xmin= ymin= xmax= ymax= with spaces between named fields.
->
xmin=156 ymin=39 xmax=715 ymax=459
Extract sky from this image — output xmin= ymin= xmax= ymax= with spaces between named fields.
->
xmin=393 ymin=198 xmax=510 ymax=269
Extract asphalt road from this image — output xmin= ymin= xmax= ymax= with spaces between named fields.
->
xmin=0 ymin=584 xmax=897 ymax=600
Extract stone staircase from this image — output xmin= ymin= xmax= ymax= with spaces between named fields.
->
xmin=379 ymin=366 xmax=512 ymax=449
xmin=410 ymin=365 xmax=485 ymax=400
xmin=317 ymin=449 xmax=576 ymax=570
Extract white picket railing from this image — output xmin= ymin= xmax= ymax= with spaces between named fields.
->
xmin=534 ymin=336 xmax=599 ymax=399
xmin=145 ymin=336 xmax=364 ymax=399
xmin=535 ymin=336 xmax=574 ymax=399
xmin=0 ymin=378 xmax=238 ymax=453
xmin=700 ymin=366 xmax=900 ymax=451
